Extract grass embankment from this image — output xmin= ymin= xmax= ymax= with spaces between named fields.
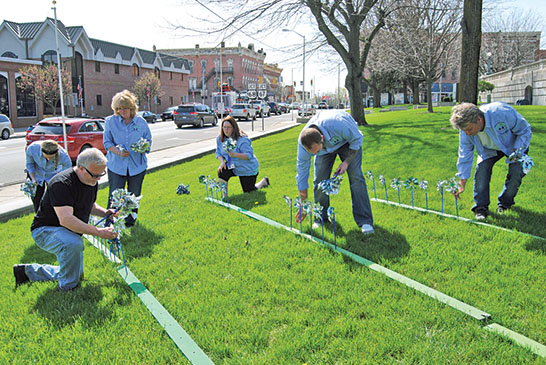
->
xmin=1 ymin=106 xmax=545 ymax=363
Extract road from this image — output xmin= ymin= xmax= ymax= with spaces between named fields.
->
xmin=0 ymin=112 xmax=299 ymax=187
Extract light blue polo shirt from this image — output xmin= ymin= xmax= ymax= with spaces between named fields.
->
xmin=216 ymin=135 xmax=259 ymax=176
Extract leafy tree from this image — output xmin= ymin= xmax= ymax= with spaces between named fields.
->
xmin=16 ymin=63 xmax=72 ymax=114
xmin=175 ymin=0 xmax=393 ymax=125
xmin=133 ymin=72 xmax=164 ymax=112
xmin=477 ymin=79 xmax=494 ymax=93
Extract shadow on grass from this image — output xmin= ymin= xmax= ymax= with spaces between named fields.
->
xmin=344 ymin=225 xmax=410 ymax=263
xmin=120 ymin=221 xmax=164 ymax=260
xmin=20 ymin=244 xmax=57 ymax=266
xmin=32 ymin=281 xmax=131 ymax=329
xmin=491 ymin=206 xmax=546 ymax=242
xmin=228 ymin=190 xmax=267 ymax=210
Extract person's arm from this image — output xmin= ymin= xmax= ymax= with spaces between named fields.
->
xmin=54 ymin=205 xmax=117 ymax=239
xmin=108 ymin=145 xmax=129 ymax=157
xmin=296 ymin=142 xmax=312 ymax=192
xmin=25 ymin=146 xmax=37 ymax=181
xmin=334 ymin=149 xmax=358 ymax=175
xmin=454 ymin=178 xmax=467 ymax=198
xmin=228 ymin=138 xmax=252 ymax=160
xmin=59 ymin=149 xmax=73 ymax=171
xmin=216 ymin=136 xmax=227 ymax=172
xmin=455 ymin=131 xmax=475 ymax=180
xmin=507 ymin=107 xmax=532 ymax=151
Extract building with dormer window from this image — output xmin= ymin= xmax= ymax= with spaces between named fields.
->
xmin=0 ymin=18 xmax=191 ymax=128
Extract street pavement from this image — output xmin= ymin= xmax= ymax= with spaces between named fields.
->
xmin=0 ymin=118 xmax=303 ymax=222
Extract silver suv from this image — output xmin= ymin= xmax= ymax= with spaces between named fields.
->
xmin=230 ymin=104 xmax=257 ymax=121
xmin=173 ymin=104 xmax=218 ymax=128
xmin=249 ymin=100 xmax=270 ymax=118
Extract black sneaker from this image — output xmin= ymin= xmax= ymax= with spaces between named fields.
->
xmin=498 ymin=205 xmax=509 ymax=214
xmin=13 ymin=265 xmax=30 ymax=286
xmin=474 ymin=208 xmax=488 ymax=220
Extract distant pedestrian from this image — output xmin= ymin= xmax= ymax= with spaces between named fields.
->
xmin=216 ymin=116 xmax=269 ymax=193
xmin=25 ymin=140 xmax=72 ymax=212
xmin=296 ymin=109 xmax=374 ymax=234
xmin=13 ymin=148 xmax=118 ymax=291
xmin=103 ymin=90 xmax=152 ymax=227
xmin=451 ymin=102 xmax=532 ymax=220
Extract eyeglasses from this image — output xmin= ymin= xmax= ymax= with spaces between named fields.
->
xmin=223 ymin=125 xmax=233 ymax=129
xmin=83 ymin=166 xmax=106 ymax=179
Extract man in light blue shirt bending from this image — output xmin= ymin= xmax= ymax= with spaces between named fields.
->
xmin=296 ymin=110 xmax=374 ymax=235
xmin=451 ymin=102 xmax=532 ymax=220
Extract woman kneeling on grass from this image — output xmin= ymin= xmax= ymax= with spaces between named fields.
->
xmin=216 ymin=116 xmax=269 ymax=193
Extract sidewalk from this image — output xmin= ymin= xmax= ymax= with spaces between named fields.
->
xmin=0 ymin=120 xmax=300 ymax=222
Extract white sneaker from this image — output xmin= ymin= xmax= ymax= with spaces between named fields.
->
xmin=361 ymin=224 xmax=374 ymax=235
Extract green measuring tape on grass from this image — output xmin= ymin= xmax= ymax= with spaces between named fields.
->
xmin=206 ymin=197 xmax=546 ymax=359
xmin=86 ymin=235 xmax=213 ymax=364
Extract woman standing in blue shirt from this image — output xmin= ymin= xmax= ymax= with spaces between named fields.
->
xmin=216 ymin=116 xmax=269 ymax=193
xmin=103 ymin=90 xmax=152 ymax=227
xmin=25 ymin=139 xmax=72 ymax=212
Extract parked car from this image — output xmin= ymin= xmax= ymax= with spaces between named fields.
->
xmin=318 ymin=102 xmax=328 ymax=109
xmin=516 ymin=99 xmax=530 ymax=105
xmin=161 ymin=106 xmax=177 ymax=121
xmin=250 ymin=100 xmax=271 ymax=117
xmin=277 ymin=103 xmax=290 ymax=113
xmin=0 ymin=114 xmax=15 ymax=140
xmin=137 ymin=111 xmax=157 ymax=123
xmin=298 ymin=104 xmax=316 ymax=116
xmin=267 ymin=102 xmax=281 ymax=115
xmin=173 ymin=104 xmax=218 ymax=128
xmin=230 ymin=103 xmax=257 ymax=121
xmin=26 ymin=117 xmax=106 ymax=161
xmin=291 ymin=102 xmax=301 ymax=110
xmin=337 ymin=103 xmax=346 ymax=109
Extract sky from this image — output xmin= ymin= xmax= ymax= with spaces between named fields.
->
xmin=2 ymin=0 xmax=545 ymax=95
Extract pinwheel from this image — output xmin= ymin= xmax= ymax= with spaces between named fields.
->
xmin=404 ymin=177 xmax=419 ymax=207
xmin=283 ymin=195 xmax=293 ymax=229
xmin=419 ymin=180 xmax=429 ymax=210
xmin=294 ymin=196 xmax=305 ymax=233
xmin=130 ymin=137 xmax=151 ymax=153
xmin=444 ymin=177 xmax=461 ymax=217
xmin=318 ymin=172 xmax=344 ymax=195
xmin=379 ymin=174 xmax=389 ymax=202
xmin=391 ymin=178 xmax=403 ymax=205
xmin=327 ymin=206 xmax=337 ymax=249
xmin=176 ymin=183 xmax=190 ymax=195
xmin=437 ymin=180 xmax=447 ymax=214
xmin=312 ymin=203 xmax=325 ymax=242
xmin=366 ymin=170 xmax=377 ymax=199
xmin=509 ymin=147 xmax=534 ymax=174
xmin=222 ymin=137 xmax=237 ymax=169
xmin=20 ymin=179 xmax=37 ymax=199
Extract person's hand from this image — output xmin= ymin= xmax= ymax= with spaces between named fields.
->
xmin=118 ymin=149 xmax=130 ymax=158
xmin=454 ymin=179 xmax=467 ymax=198
xmin=218 ymin=161 xmax=226 ymax=173
xmin=334 ymin=161 xmax=349 ymax=176
xmin=97 ymin=226 xmax=118 ymax=240
xmin=227 ymin=151 xmax=235 ymax=158
xmin=106 ymin=208 xmax=119 ymax=218
xmin=295 ymin=209 xmax=307 ymax=223
xmin=298 ymin=189 xmax=308 ymax=201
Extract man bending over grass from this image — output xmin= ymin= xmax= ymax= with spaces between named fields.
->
xmin=296 ymin=109 xmax=374 ymax=235
xmin=13 ymin=148 xmax=118 ymax=291
xmin=450 ymin=102 xmax=532 ymax=220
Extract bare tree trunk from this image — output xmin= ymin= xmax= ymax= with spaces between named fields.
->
xmin=345 ymin=71 xmax=366 ymax=125
xmin=459 ymin=0 xmax=482 ymax=104
xmin=403 ymin=79 xmax=409 ymax=104
xmin=427 ymin=79 xmax=434 ymax=113
xmin=411 ymin=79 xmax=420 ymax=104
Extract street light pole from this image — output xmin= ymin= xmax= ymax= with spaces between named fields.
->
xmin=52 ymin=0 xmax=67 ymax=151
xmin=486 ymin=52 xmax=492 ymax=75
xmin=282 ymin=29 xmax=305 ymax=112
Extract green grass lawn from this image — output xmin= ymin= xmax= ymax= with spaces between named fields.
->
xmin=1 ymin=106 xmax=545 ymax=363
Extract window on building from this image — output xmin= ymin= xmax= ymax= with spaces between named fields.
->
xmin=41 ymin=50 xmax=58 ymax=64
xmin=96 ymin=95 xmax=102 ymax=106
xmin=180 ymin=73 xmax=184 ymax=81
xmin=114 ymin=64 xmax=119 ymax=74
xmin=189 ymin=61 xmax=194 ymax=73
xmin=132 ymin=63 xmax=140 ymax=76
xmin=1 ymin=51 xmax=18 ymax=58
xmin=0 ymin=75 xmax=9 ymax=116
xmin=170 ymin=72 xmax=173 ymax=80
xmin=189 ymin=77 xmax=197 ymax=90
xmin=169 ymin=96 xmax=174 ymax=105
xmin=154 ymin=67 xmax=160 ymax=79
xmin=15 ymin=77 xmax=36 ymax=117
xmin=95 ymin=61 xmax=101 ymax=72
xmin=157 ymin=97 xmax=161 ymax=105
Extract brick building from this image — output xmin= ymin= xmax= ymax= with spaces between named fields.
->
xmin=0 ymin=18 xmax=191 ymax=128
xmin=159 ymin=43 xmax=282 ymax=105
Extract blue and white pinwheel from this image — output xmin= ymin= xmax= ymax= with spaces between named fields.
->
xmin=318 ymin=173 xmax=344 ymax=195
xmin=176 ymin=183 xmax=190 ymax=195
xmin=109 ymin=188 xmax=142 ymax=234
xmin=20 ymin=179 xmax=37 ymax=199
xmin=131 ymin=137 xmax=151 ymax=153
xmin=222 ymin=137 xmax=237 ymax=169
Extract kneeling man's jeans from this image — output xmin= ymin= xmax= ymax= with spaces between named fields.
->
xmin=473 ymin=151 xmax=525 ymax=211
xmin=27 ymin=226 xmax=84 ymax=290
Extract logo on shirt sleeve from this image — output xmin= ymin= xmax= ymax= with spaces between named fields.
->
xmin=495 ymin=122 xmax=507 ymax=133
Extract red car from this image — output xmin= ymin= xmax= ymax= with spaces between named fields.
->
xmin=26 ymin=117 xmax=107 ymax=161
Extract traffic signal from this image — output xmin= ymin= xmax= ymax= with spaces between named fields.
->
xmin=310 ymin=79 xmax=313 ymax=86
xmin=294 ymin=81 xmax=296 ymax=87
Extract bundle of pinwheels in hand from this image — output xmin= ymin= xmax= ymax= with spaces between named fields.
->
xmin=20 ymin=179 xmax=37 ymax=199
xmin=222 ymin=137 xmax=237 ymax=169
xmin=318 ymin=173 xmax=344 ymax=195
xmin=131 ymin=138 xmax=151 ymax=153
xmin=508 ymin=147 xmax=534 ymax=174
xmin=108 ymin=188 xmax=141 ymax=234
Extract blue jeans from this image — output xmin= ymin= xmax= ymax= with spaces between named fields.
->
xmin=313 ymin=144 xmax=373 ymax=226
xmin=27 ymin=226 xmax=84 ymax=290
xmin=472 ymin=150 xmax=526 ymax=211
xmin=108 ymin=169 xmax=146 ymax=225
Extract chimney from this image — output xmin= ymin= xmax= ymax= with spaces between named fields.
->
xmin=195 ymin=44 xmax=200 ymax=49
xmin=221 ymin=41 xmax=225 ymax=48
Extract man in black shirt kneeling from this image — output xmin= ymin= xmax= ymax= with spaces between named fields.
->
xmin=14 ymin=148 xmax=118 ymax=291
